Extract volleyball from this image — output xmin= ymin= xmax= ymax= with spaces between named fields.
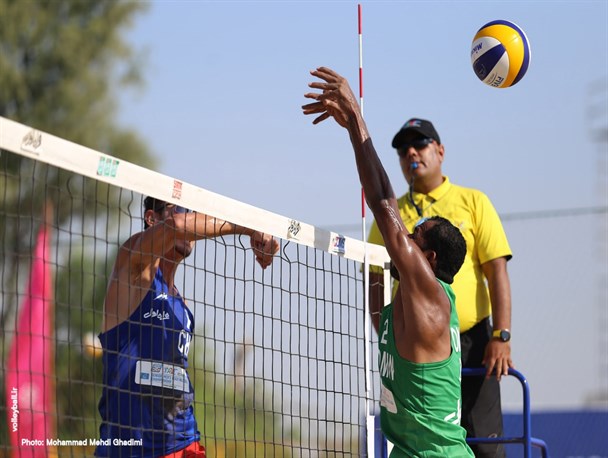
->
xmin=470 ymin=20 xmax=531 ymax=88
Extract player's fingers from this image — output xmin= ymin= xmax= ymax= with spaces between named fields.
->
xmin=304 ymin=90 xmax=326 ymax=99
xmin=271 ymin=240 xmax=280 ymax=255
xmin=302 ymin=99 xmax=323 ymax=110
xmin=302 ymin=106 xmax=325 ymax=117
xmin=308 ymin=81 xmax=337 ymax=91
xmin=312 ymin=67 xmax=339 ymax=79
xmin=312 ymin=112 xmax=331 ymax=125
xmin=317 ymin=67 xmax=345 ymax=83
xmin=302 ymin=103 xmax=329 ymax=116
xmin=306 ymin=89 xmax=340 ymax=104
xmin=256 ymin=255 xmax=270 ymax=269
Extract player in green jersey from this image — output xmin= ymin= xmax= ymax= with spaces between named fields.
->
xmin=303 ymin=67 xmax=474 ymax=457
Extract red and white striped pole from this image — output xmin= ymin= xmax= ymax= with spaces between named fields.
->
xmin=358 ymin=4 xmax=364 ymax=118
xmin=358 ymin=4 xmax=375 ymax=457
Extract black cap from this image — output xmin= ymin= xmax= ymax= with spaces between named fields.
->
xmin=391 ymin=118 xmax=441 ymax=148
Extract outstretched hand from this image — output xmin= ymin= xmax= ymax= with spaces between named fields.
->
xmin=250 ymin=232 xmax=279 ymax=269
xmin=302 ymin=67 xmax=360 ymax=128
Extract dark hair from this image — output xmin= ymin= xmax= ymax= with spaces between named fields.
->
xmin=423 ymin=216 xmax=466 ymax=284
xmin=388 ymin=216 xmax=466 ymax=283
xmin=143 ymin=196 xmax=165 ymax=229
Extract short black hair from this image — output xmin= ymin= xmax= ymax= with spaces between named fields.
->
xmin=423 ymin=216 xmax=466 ymax=284
xmin=143 ymin=196 xmax=166 ymax=229
xmin=389 ymin=216 xmax=466 ymax=284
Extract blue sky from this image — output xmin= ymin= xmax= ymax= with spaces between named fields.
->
xmin=118 ymin=1 xmax=608 ymax=411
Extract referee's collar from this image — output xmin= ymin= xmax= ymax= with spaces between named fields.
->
xmin=426 ymin=176 xmax=451 ymax=201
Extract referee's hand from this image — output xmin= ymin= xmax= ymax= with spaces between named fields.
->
xmin=483 ymin=340 xmax=514 ymax=381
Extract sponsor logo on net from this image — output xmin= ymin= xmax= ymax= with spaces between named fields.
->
xmin=21 ymin=438 xmax=143 ymax=447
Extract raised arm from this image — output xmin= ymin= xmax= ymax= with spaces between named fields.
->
xmin=303 ymin=68 xmax=449 ymax=360
xmin=103 ymin=207 xmax=278 ymax=332
xmin=137 ymin=209 xmax=277 ymax=270
xmin=302 ymin=68 xmax=435 ymax=286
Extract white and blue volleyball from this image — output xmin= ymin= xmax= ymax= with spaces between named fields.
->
xmin=471 ymin=20 xmax=531 ymax=88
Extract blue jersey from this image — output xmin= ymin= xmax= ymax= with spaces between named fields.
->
xmin=96 ymin=269 xmax=199 ymax=457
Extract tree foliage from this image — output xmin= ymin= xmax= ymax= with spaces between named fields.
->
xmin=0 ymin=0 xmax=154 ymax=309
xmin=0 ymin=0 xmax=147 ymax=137
xmin=0 ymin=0 xmax=152 ymax=450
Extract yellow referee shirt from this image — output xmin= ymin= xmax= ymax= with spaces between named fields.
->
xmin=368 ymin=176 xmax=512 ymax=332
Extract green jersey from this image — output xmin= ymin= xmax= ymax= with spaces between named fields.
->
xmin=378 ymin=279 xmax=474 ymax=458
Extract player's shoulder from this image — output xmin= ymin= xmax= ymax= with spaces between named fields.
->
xmin=117 ymin=231 xmax=145 ymax=255
xmin=124 ymin=231 xmax=144 ymax=247
xmin=113 ymin=231 xmax=151 ymax=272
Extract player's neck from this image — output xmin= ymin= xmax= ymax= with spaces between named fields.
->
xmin=159 ymin=260 xmax=178 ymax=289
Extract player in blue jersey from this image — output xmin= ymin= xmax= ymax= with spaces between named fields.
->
xmin=96 ymin=197 xmax=279 ymax=458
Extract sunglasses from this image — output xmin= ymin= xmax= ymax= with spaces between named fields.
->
xmin=415 ymin=217 xmax=429 ymax=228
xmin=156 ymin=204 xmax=192 ymax=214
xmin=397 ymin=137 xmax=434 ymax=156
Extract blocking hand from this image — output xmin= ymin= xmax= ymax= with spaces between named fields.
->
xmin=250 ymin=231 xmax=279 ymax=269
xmin=302 ymin=67 xmax=360 ymax=128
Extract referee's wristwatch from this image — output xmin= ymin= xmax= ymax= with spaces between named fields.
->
xmin=492 ymin=329 xmax=511 ymax=342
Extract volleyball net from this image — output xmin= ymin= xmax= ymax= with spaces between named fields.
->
xmin=0 ymin=116 xmax=390 ymax=457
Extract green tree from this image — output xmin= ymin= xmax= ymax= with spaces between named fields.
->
xmin=0 ymin=0 xmax=153 ymax=450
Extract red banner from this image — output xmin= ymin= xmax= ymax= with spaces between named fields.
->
xmin=5 ymin=222 xmax=57 ymax=457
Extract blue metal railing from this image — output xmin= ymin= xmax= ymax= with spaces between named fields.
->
xmin=462 ymin=367 xmax=549 ymax=458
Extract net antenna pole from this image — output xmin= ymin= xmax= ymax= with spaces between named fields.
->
xmin=358 ymin=4 xmax=375 ymax=457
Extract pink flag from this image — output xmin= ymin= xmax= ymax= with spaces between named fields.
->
xmin=5 ymin=220 xmax=57 ymax=457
